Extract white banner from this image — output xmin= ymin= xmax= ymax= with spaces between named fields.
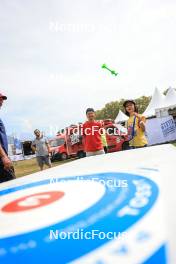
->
xmin=146 ymin=116 xmax=176 ymax=145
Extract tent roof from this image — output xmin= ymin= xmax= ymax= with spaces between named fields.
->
xmin=115 ymin=110 xmax=128 ymax=123
xmin=156 ymin=87 xmax=176 ymax=110
xmin=143 ymin=87 xmax=165 ymax=117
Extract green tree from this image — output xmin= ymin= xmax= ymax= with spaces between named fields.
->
xmin=95 ymin=95 xmax=151 ymax=120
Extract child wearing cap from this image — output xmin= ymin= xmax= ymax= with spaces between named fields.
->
xmin=123 ymin=100 xmax=148 ymax=149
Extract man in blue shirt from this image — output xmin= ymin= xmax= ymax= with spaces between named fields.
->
xmin=0 ymin=93 xmax=15 ymax=183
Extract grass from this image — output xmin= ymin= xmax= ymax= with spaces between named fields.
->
xmin=13 ymin=158 xmax=73 ymax=178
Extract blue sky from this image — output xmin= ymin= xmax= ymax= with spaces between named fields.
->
xmin=0 ymin=0 xmax=176 ymax=139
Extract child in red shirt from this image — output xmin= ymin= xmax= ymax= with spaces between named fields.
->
xmin=83 ymin=108 xmax=105 ymax=157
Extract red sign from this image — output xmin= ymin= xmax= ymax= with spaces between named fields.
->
xmin=2 ymin=191 xmax=64 ymax=213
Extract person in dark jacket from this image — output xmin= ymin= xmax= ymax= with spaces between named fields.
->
xmin=0 ymin=93 xmax=15 ymax=183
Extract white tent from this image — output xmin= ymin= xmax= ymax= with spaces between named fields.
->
xmin=158 ymin=87 xmax=176 ymax=109
xmin=143 ymin=87 xmax=165 ymax=117
xmin=115 ymin=110 xmax=128 ymax=123
xmin=155 ymin=88 xmax=176 ymax=117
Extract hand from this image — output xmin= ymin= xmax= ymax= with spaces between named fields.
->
xmin=2 ymin=156 xmax=13 ymax=170
xmin=134 ymin=113 xmax=143 ymax=124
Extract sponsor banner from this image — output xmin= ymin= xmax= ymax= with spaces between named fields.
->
xmin=146 ymin=116 xmax=176 ymax=145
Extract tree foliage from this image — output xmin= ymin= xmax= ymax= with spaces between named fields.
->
xmin=95 ymin=95 xmax=151 ymax=120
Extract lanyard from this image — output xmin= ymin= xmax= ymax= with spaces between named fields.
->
xmin=127 ymin=116 xmax=137 ymax=143
xmin=131 ymin=116 xmax=136 ymax=138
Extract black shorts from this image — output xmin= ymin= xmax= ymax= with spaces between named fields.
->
xmin=0 ymin=163 xmax=16 ymax=183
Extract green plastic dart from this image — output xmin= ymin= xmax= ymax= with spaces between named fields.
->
xmin=101 ymin=64 xmax=118 ymax=76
